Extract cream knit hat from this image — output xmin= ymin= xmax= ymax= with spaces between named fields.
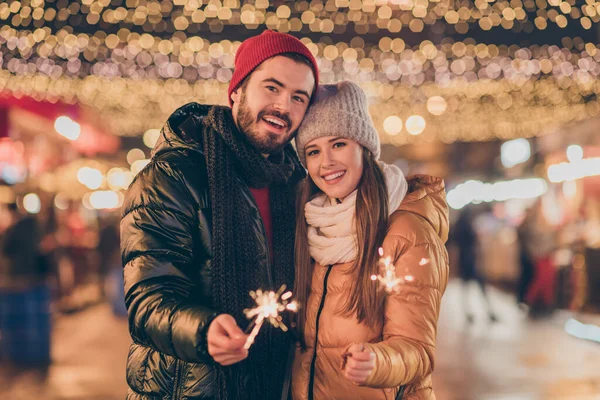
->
xmin=295 ymin=81 xmax=380 ymax=166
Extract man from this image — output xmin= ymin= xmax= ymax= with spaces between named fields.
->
xmin=120 ymin=30 xmax=318 ymax=400
xmin=451 ymin=207 xmax=498 ymax=324
xmin=2 ymin=202 xmax=43 ymax=284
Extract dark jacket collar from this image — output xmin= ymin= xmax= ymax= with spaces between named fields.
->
xmin=152 ymin=102 xmax=212 ymax=158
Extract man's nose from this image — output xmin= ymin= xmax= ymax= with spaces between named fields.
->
xmin=273 ymin=95 xmax=291 ymax=113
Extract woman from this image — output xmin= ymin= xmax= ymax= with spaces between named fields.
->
xmin=519 ymin=200 xmax=557 ymax=315
xmin=291 ymin=81 xmax=449 ymax=400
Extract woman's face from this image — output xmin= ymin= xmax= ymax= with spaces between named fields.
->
xmin=304 ymin=136 xmax=364 ymax=200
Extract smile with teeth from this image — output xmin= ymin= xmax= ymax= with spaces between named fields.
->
xmin=263 ymin=116 xmax=287 ymax=128
xmin=323 ymin=171 xmax=346 ymax=181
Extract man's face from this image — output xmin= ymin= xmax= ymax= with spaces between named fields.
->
xmin=231 ymin=55 xmax=315 ymax=154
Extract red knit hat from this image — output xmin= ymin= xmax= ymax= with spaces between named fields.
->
xmin=228 ymin=30 xmax=319 ymax=106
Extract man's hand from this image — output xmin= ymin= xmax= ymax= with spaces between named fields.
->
xmin=207 ymin=314 xmax=249 ymax=366
xmin=342 ymin=343 xmax=375 ymax=385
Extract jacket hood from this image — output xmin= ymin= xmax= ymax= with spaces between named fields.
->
xmin=151 ymin=102 xmax=213 ymax=158
xmin=398 ymin=174 xmax=449 ymax=243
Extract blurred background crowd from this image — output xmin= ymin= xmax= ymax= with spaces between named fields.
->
xmin=1 ymin=0 xmax=600 ymax=399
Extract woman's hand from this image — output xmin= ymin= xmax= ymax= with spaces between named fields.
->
xmin=341 ymin=343 xmax=375 ymax=385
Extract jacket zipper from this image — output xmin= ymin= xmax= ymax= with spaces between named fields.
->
xmin=172 ymin=359 xmax=183 ymax=399
xmin=307 ymin=265 xmax=333 ymax=400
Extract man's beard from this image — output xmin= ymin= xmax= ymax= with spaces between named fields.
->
xmin=236 ymin=91 xmax=294 ymax=154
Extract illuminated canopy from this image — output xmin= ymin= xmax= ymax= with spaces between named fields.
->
xmin=1 ymin=0 xmax=599 ymax=144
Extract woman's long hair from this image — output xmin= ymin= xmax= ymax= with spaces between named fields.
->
xmin=294 ymin=147 xmax=389 ymax=345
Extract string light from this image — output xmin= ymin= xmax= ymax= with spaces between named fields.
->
xmin=547 ymin=157 xmax=600 ymax=183
xmin=54 ymin=116 xmax=81 ymax=141
xmin=0 ymin=2 xmax=597 ymax=145
xmin=1 ymin=1 xmax=598 ymax=36
xmin=446 ymin=178 xmax=548 ymax=209
xmin=23 ymin=193 xmax=41 ymax=214
xmin=383 ymin=115 xmax=403 ymax=136
xmin=405 ymin=115 xmax=426 ymax=136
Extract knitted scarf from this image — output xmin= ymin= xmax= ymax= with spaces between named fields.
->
xmin=202 ymin=106 xmax=304 ymax=400
xmin=305 ymin=162 xmax=408 ymax=266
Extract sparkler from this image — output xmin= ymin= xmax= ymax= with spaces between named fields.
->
xmin=371 ymin=248 xmax=424 ymax=293
xmin=243 ymin=284 xmax=299 ymax=350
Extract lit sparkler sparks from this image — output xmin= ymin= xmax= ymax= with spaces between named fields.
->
xmin=370 ymin=248 xmax=425 ymax=293
xmin=243 ymin=284 xmax=299 ymax=350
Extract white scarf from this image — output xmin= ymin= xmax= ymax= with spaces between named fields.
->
xmin=305 ymin=162 xmax=408 ymax=266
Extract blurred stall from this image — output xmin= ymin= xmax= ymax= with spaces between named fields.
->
xmin=0 ymin=93 xmax=129 ymax=313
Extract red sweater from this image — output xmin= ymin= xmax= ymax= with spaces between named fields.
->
xmin=249 ymin=187 xmax=273 ymax=260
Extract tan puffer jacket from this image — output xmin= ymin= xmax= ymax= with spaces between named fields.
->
xmin=292 ymin=175 xmax=449 ymax=400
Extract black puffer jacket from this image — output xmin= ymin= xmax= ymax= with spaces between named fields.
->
xmin=121 ymin=103 xmax=285 ymax=399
